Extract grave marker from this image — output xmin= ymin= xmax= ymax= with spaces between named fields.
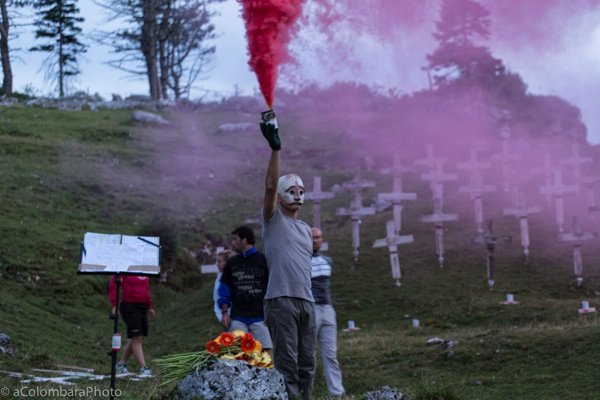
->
xmin=420 ymin=159 xmax=458 ymax=210
xmin=372 ymin=220 xmax=414 ymax=286
xmin=200 ymin=246 xmax=225 ymax=274
xmin=560 ymin=143 xmax=592 ymax=182
xmin=581 ymin=175 xmax=600 ymax=213
xmin=503 ymin=190 xmax=542 ymax=261
xmin=557 ymin=216 xmax=597 ymax=286
xmin=539 ymin=169 xmax=579 ymax=233
xmin=336 ymin=168 xmax=376 ymax=261
xmin=378 ymin=155 xmax=417 ymax=234
xmin=531 ymin=152 xmax=555 ymax=208
xmin=491 ymin=134 xmax=521 ymax=192
xmin=305 ymin=176 xmax=335 ymax=229
xmin=456 ymin=148 xmax=492 ymax=176
xmin=471 ymin=219 xmax=511 ymax=289
xmin=244 ymin=209 xmax=262 ymax=226
xmin=458 ymin=173 xmax=497 ymax=234
xmin=414 ymin=144 xmax=445 ymax=170
xmin=420 ymin=198 xmax=458 ymax=268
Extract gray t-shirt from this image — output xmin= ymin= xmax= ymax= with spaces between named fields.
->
xmin=262 ymin=207 xmax=314 ymax=302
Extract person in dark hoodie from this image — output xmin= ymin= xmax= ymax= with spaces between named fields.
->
xmin=218 ymin=226 xmax=272 ymax=353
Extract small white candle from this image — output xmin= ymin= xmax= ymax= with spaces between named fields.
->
xmin=347 ymin=320 xmax=355 ymax=330
xmin=412 ymin=319 xmax=420 ymax=328
xmin=506 ymin=293 xmax=514 ymax=302
xmin=582 ymin=301 xmax=590 ymax=310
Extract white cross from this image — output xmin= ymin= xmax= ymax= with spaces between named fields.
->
xmin=581 ymin=175 xmax=600 ymax=212
xmin=336 ymin=168 xmax=377 ymax=261
xmin=421 ymin=160 xmax=458 ymax=210
xmin=414 ymin=144 xmax=446 ymax=170
xmin=381 ymin=154 xmax=414 ymax=176
xmin=372 ymin=220 xmax=414 ymax=287
xmin=560 ymin=143 xmax=592 ymax=182
xmin=244 ymin=207 xmax=262 ymax=226
xmin=200 ymin=246 xmax=225 ymax=274
xmin=420 ymin=198 xmax=458 ymax=268
xmin=471 ymin=220 xmax=511 ymax=289
xmin=336 ymin=191 xmax=376 ymax=261
xmin=458 ymin=172 xmax=497 ymax=234
xmin=503 ymin=190 xmax=541 ymax=261
xmin=457 ymin=148 xmax=492 ymax=175
xmin=378 ymin=155 xmax=417 ymax=235
xmin=557 ymin=216 xmax=597 ymax=286
xmin=305 ymin=176 xmax=335 ymax=229
xmin=531 ymin=152 xmax=555 ymax=208
xmin=539 ymin=169 xmax=579 ymax=233
xmin=341 ymin=167 xmax=376 ymax=192
xmin=491 ymin=137 xmax=521 ymax=192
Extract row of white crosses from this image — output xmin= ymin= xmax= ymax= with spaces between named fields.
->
xmin=533 ymin=143 xmax=600 ymax=285
xmin=371 ymin=147 xmax=462 ymax=286
xmin=377 ymin=141 xmax=598 ymax=287
xmin=467 ymin=142 xmax=600 ymax=287
xmin=256 ymin=141 xmax=599 ymax=288
xmin=536 ymin=143 xmax=600 ymax=233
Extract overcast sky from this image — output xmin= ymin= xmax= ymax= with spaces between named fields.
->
xmin=10 ymin=0 xmax=600 ymax=144
xmin=12 ymin=1 xmax=255 ymax=99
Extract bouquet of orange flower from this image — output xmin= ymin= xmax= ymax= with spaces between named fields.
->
xmin=156 ymin=330 xmax=273 ymax=386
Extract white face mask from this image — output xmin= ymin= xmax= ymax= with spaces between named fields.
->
xmin=280 ymin=185 xmax=305 ymax=206
xmin=277 ymin=174 xmax=304 ymax=206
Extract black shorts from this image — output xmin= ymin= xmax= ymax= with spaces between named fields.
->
xmin=119 ymin=302 xmax=148 ymax=338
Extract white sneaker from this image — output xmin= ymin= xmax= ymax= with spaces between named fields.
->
xmin=139 ymin=367 xmax=152 ymax=377
xmin=116 ymin=363 xmax=128 ymax=374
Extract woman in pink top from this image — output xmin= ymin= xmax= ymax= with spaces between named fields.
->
xmin=109 ymin=275 xmax=156 ymax=376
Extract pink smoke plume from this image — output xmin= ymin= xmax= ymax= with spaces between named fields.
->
xmin=239 ymin=0 xmax=305 ymax=108
xmin=305 ymin=0 xmax=600 ymax=46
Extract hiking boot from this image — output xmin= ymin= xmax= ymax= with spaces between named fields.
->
xmin=139 ymin=366 xmax=152 ymax=377
xmin=116 ymin=363 xmax=128 ymax=374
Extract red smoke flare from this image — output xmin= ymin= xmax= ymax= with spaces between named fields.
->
xmin=240 ymin=0 xmax=304 ymax=108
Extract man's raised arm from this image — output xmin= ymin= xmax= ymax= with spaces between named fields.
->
xmin=260 ymin=111 xmax=281 ymax=219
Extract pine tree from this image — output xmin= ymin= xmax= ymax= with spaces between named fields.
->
xmin=98 ymin=0 xmax=222 ymax=100
xmin=426 ymin=0 xmax=503 ymax=87
xmin=30 ymin=0 xmax=87 ymax=97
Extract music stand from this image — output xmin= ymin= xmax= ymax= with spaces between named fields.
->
xmin=78 ymin=232 xmax=161 ymax=400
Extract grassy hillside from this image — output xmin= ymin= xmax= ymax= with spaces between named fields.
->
xmin=0 ymin=104 xmax=599 ymax=399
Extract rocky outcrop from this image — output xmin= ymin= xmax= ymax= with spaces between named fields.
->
xmin=174 ymin=359 xmax=287 ymax=400
xmin=0 ymin=333 xmax=16 ymax=356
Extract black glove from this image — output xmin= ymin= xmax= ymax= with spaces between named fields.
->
xmin=261 ymin=122 xmax=281 ymax=151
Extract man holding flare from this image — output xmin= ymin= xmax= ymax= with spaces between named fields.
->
xmin=260 ymin=109 xmax=316 ymax=400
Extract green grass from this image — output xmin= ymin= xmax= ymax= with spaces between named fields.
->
xmin=0 ymin=105 xmax=599 ymax=399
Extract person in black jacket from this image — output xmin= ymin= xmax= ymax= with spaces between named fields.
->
xmin=218 ymin=226 xmax=272 ymax=352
